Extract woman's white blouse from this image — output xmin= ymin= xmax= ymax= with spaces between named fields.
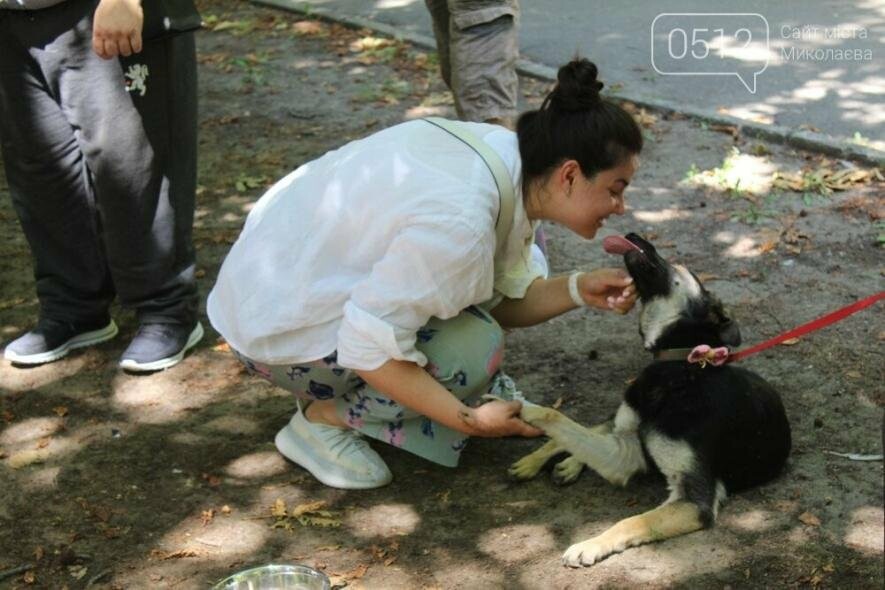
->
xmin=207 ymin=120 xmax=544 ymax=370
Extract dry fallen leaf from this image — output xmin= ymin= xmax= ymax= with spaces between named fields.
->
xmin=696 ymin=273 xmax=720 ymax=283
xmin=780 ymin=338 xmax=800 ymax=346
xmin=201 ymin=509 xmax=215 ymax=526
xmin=292 ymin=20 xmax=327 ymax=36
xmin=52 ymin=406 xmax=69 ymax=417
xmin=221 ymin=505 xmax=232 ymax=515
xmin=551 ymin=396 xmax=564 ymax=409
xmin=291 ymin=500 xmax=328 ymax=517
xmin=23 ymin=570 xmax=36 ymax=584
xmin=799 ymin=511 xmax=821 ymax=527
xmin=271 ymin=498 xmax=287 ymax=517
xmin=150 ymin=549 xmax=201 ymax=560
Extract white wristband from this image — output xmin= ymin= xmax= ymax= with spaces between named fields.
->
xmin=568 ymin=271 xmax=587 ymax=307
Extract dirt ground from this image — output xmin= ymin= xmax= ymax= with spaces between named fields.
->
xmin=1 ymin=1 xmax=883 ymax=588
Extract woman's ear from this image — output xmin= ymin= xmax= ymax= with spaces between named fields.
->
xmin=558 ymin=160 xmax=580 ymax=193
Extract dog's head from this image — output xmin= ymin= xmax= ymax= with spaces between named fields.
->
xmin=605 ymin=233 xmax=741 ymax=351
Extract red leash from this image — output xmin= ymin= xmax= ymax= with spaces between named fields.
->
xmin=727 ymin=291 xmax=885 ymax=363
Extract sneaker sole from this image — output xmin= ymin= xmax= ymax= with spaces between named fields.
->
xmin=274 ymin=422 xmax=392 ymax=490
xmin=4 ymin=320 xmax=119 ymax=365
xmin=118 ymin=322 xmax=204 ymax=372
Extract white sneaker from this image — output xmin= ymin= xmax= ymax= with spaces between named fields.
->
xmin=274 ymin=409 xmax=392 ymax=489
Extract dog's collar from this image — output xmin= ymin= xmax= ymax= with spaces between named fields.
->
xmin=654 ymin=345 xmax=731 ymax=367
xmin=653 ymin=348 xmax=696 ymax=362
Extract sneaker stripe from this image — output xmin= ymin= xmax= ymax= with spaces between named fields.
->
xmin=118 ymin=322 xmax=204 ymax=372
xmin=4 ymin=320 xmax=118 ymax=365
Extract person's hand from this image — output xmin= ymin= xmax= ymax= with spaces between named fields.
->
xmin=459 ymin=400 xmax=544 ymax=438
xmin=93 ymin=0 xmax=143 ymax=59
xmin=578 ymin=268 xmax=637 ymax=314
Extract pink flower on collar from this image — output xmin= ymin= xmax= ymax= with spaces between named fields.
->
xmin=687 ymin=345 xmax=729 ymax=367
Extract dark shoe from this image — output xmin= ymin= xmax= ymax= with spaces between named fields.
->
xmin=4 ymin=317 xmax=118 ymax=365
xmin=119 ymin=321 xmax=204 ymax=372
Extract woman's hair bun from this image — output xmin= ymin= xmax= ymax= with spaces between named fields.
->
xmin=548 ymin=58 xmax=604 ymax=112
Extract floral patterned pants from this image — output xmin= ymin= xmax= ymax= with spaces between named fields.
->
xmin=234 ymin=306 xmax=505 ymax=467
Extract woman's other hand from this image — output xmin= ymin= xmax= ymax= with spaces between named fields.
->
xmin=93 ymin=0 xmax=143 ymax=59
xmin=579 ymin=268 xmax=637 ymax=314
xmin=459 ymin=400 xmax=544 ymax=438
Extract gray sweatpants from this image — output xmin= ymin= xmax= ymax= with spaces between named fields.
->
xmin=0 ymin=0 xmax=198 ymax=326
xmin=425 ymin=0 xmax=520 ymax=126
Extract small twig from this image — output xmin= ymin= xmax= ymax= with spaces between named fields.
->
xmin=824 ymin=451 xmax=883 ymax=461
xmin=0 ymin=564 xmax=34 ymax=582
xmin=194 ymin=539 xmax=222 ymax=548
xmin=86 ymin=569 xmax=111 ymax=588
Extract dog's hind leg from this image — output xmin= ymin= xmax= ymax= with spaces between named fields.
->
xmin=561 ymin=500 xmax=707 ymax=568
xmin=508 ymin=439 xmax=563 ymax=481
xmin=521 ymin=404 xmax=645 ymax=487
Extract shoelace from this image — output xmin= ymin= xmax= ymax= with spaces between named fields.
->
xmin=321 ymin=426 xmax=370 ymax=460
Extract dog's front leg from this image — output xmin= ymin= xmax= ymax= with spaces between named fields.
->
xmin=508 ymin=439 xmax=563 ymax=480
xmin=561 ymin=500 xmax=706 ymax=567
xmin=521 ymin=405 xmax=645 ymax=487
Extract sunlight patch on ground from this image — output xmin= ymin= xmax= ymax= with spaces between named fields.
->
xmin=2 ymin=421 xmax=117 ymax=469
xmin=203 ymin=415 xmax=260 ymax=435
xmin=632 ymin=207 xmax=693 ymax=223
xmin=618 ymin=534 xmax=738 ymax=584
xmin=20 ymin=465 xmax=61 ymax=490
xmin=0 ymin=354 xmax=93 ymax=393
xmin=683 ymin=149 xmax=778 ymax=196
xmin=157 ymin=513 xmax=269 ymax=561
xmin=429 ymin=559 xmax=506 ymax=588
xmin=1 ymin=416 xmax=64 ymax=445
xmin=725 ymin=236 xmax=763 ymax=258
xmin=477 ymin=524 xmax=557 ymax=564
xmin=376 ymin=0 xmax=419 ymax=9
xmin=844 ymin=506 xmax=884 ymax=555
xmin=224 ymin=450 xmax=289 ymax=479
xmin=110 ymin=355 xmax=240 ymax=424
xmin=720 ymin=508 xmax=780 ymax=532
xmin=345 ymin=503 xmax=421 ymax=538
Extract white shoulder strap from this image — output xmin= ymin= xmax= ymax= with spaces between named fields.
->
xmin=423 ymin=117 xmax=515 ymax=258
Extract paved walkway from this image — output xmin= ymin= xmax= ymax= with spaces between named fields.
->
xmin=256 ymin=0 xmax=885 ymax=162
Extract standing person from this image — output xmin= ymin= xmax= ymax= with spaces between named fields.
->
xmin=0 ymin=0 xmax=203 ymax=372
xmin=208 ymin=59 xmax=642 ymax=489
xmin=425 ymin=0 xmax=520 ymax=129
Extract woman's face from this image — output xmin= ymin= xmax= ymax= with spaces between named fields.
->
xmin=541 ymin=156 xmax=639 ymax=239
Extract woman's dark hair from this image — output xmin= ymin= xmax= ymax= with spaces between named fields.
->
xmin=517 ymin=58 xmax=643 ymax=185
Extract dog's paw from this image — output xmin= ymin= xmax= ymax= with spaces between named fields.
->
xmin=561 ymin=538 xmax=612 ymax=568
xmin=507 ymin=453 xmax=546 ymax=481
xmin=519 ymin=405 xmax=557 ymax=427
xmin=552 ymin=456 xmax=584 ymax=485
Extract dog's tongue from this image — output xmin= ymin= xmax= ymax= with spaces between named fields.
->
xmin=603 ymin=235 xmax=641 ymax=255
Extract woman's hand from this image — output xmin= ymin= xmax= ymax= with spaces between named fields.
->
xmin=578 ymin=268 xmax=637 ymax=314
xmin=458 ymin=400 xmax=544 ymax=438
xmin=93 ymin=0 xmax=143 ymax=59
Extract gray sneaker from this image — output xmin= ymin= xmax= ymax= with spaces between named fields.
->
xmin=4 ymin=317 xmax=118 ymax=365
xmin=118 ymin=321 xmax=203 ymax=372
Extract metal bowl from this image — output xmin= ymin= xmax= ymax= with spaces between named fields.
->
xmin=212 ymin=564 xmax=331 ymax=590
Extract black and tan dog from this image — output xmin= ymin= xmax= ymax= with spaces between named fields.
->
xmin=509 ymin=233 xmax=791 ymax=567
